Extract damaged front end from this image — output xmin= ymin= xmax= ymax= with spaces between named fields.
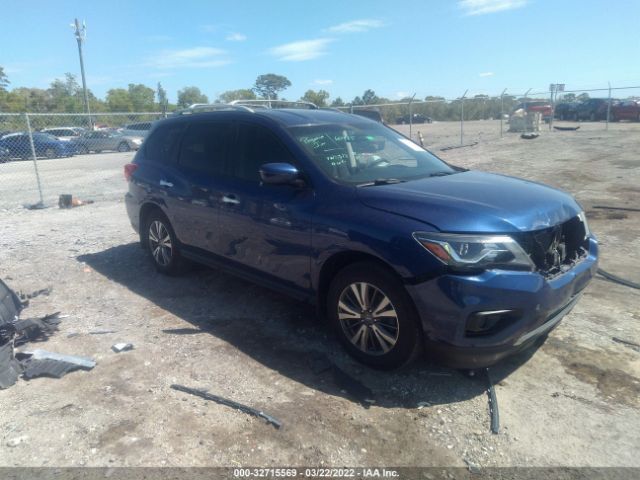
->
xmin=513 ymin=213 xmax=591 ymax=279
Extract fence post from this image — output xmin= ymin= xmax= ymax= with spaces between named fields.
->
xmin=408 ymin=93 xmax=416 ymax=140
xmin=500 ymin=88 xmax=507 ymax=137
xmin=24 ymin=113 xmax=45 ymax=207
xmin=606 ymin=81 xmax=611 ymax=131
xmin=460 ymin=89 xmax=468 ymax=146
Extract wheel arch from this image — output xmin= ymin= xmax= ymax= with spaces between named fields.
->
xmin=138 ymin=202 xmax=168 ymax=247
xmin=316 ymin=250 xmax=403 ymax=319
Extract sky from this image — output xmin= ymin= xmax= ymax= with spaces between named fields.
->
xmin=2 ymin=0 xmax=639 ymax=103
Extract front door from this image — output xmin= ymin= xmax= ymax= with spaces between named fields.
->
xmin=215 ymin=122 xmax=314 ymax=293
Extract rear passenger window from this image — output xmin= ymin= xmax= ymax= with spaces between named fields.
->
xmin=145 ymin=123 xmax=185 ymax=165
xmin=179 ymin=122 xmax=232 ymax=175
xmin=232 ymin=124 xmax=296 ymax=182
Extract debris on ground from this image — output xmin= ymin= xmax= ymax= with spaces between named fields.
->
xmin=597 ymin=268 xmax=640 ymax=290
xmin=89 ymin=329 xmax=117 ymax=335
xmin=18 ymin=287 xmax=52 ymax=306
xmin=612 ymin=337 xmax=640 ymax=352
xmin=162 ymin=328 xmax=209 ymax=335
xmin=58 ymin=194 xmax=95 ymax=209
xmin=332 ymin=365 xmax=375 ymax=406
xmin=520 ymin=132 xmax=540 ymax=140
xmin=111 ymin=343 xmax=134 ymax=353
xmin=0 ymin=277 xmax=94 ymax=388
xmin=485 ymin=368 xmax=500 ymax=434
xmin=554 ymin=125 xmax=580 ymax=131
xmin=171 ymin=384 xmax=283 ymax=429
xmin=593 ymin=205 xmax=640 ymax=213
xmin=14 ymin=312 xmax=62 ymax=346
xmin=440 ymin=142 xmax=479 ymax=151
xmin=23 ymin=202 xmax=47 ymax=210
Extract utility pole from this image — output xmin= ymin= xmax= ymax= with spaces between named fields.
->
xmin=460 ymin=89 xmax=468 ymax=145
xmin=72 ymin=18 xmax=92 ymax=127
xmin=408 ymin=92 xmax=416 ymax=140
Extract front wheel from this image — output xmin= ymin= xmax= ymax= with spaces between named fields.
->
xmin=327 ymin=262 xmax=423 ymax=369
xmin=117 ymin=142 xmax=130 ymax=152
xmin=143 ymin=211 xmax=184 ymax=275
xmin=44 ymin=147 xmax=57 ymax=159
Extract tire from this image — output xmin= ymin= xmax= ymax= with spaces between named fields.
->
xmin=44 ymin=147 xmax=56 ymax=159
xmin=78 ymin=145 xmax=89 ymax=154
xmin=142 ymin=210 xmax=184 ymax=275
xmin=95 ymin=150 xmax=102 ymax=153
xmin=327 ymin=262 xmax=423 ymax=369
xmin=117 ymin=142 xmax=130 ymax=152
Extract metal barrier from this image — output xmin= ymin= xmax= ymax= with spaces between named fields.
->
xmin=0 ymin=112 xmax=162 ymax=209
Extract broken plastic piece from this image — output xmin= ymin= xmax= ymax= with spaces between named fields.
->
xmin=0 ymin=342 xmax=22 ymax=389
xmin=171 ymin=384 xmax=283 ymax=429
xmin=111 ymin=343 xmax=134 ymax=353
xmin=485 ymin=368 xmax=500 ymax=434
xmin=26 ymin=349 xmax=96 ymax=369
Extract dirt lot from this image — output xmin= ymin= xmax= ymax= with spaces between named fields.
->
xmin=0 ymin=120 xmax=638 ymax=469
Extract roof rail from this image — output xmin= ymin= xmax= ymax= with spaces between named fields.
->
xmin=229 ymin=99 xmax=318 ymax=110
xmin=171 ymin=103 xmax=255 ymax=116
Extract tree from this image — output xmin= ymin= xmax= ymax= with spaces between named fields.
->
xmin=577 ymin=93 xmax=590 ymax=102
xmin=48 ymin=73 xmax=83 ymax=111
xmin=217 ymin=89 xmax=256 ymax=103
xmin=253 ymin=74 xmax=291 ymax=100
xmin=362 ymin=89 xmax=379 ymax=105
xmin=0 ymin=66 xmax=9 ymax=92
xmin=300 ymin=89 xmax=330 ymax=107
xmin=128 ymin=83 xmax=155 ymax=111
xmin=177 ymin=86 xmax=208 ymax=108
xmin=331 ymin=97 xmax=345 ymax=107
xmin=157 ymin=82 xmax=168 ymax=113
xmin=106 ymin=88 xmax=133 ymax=112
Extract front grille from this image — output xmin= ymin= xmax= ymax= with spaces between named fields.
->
xmin=514 ymin=216 xmax=589 ymax=277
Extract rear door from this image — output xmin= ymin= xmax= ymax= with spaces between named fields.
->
xmin=214 ymin=122 xmax=314 ymax=292
xmin=173 ymin=120 xmax=233 ymax=251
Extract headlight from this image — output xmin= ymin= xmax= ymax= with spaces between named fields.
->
xmin=413 ymin=232 xmax=534 ymax=271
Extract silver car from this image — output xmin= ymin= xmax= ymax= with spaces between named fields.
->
xmin=71 ymin=130 xmax=143 ymax=154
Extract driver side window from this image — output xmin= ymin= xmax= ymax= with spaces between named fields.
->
xmin=232 ymin=124 xmax=297 ymax=182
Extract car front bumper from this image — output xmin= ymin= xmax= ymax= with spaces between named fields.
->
xmin=406 ymin=237 xmax=598 ymax=368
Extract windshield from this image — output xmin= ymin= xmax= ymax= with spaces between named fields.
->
xmin=288 ymin=122 xmax=454 ymax=184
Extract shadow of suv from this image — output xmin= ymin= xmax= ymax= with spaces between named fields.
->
xmin=124 ymin=107 xmax=598 ymax=369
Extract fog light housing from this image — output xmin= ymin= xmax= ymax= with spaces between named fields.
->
xmin=465 ymin=309 xmax=520 ymax=337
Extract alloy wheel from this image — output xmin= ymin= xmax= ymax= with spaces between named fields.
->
xmin=337 ymin=282 xmax=400 ymax=356
xmin=148 ymin=220 xmax=173 ymax=267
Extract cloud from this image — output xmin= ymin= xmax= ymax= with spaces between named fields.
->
xmin=459 ymin=0 xmax=527 ymax=15
xmin=327 ymin=19 xmax=384 ymax=33
xmin=313 ymin=79 xmax=333 ymax=86
xmin=146 ymin=47 xmax=230 ymax=69
xmin=226 ymin=32 xmax=247 ymax=42
xmin=200 ymin=24 xmax=217 ymax=33
xmin=269 ymin=38 xmax=333 ymax=61
xmin=479 ymin=71 xmax=495 ymax=77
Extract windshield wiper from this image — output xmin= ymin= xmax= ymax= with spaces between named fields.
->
xmin=426 ymin=171 xmax=455 ymax=177
xmin=357 ymin=178 xmax=406 ymax=187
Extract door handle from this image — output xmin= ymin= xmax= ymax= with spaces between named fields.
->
xmin=159 ymin=179 xmax=174 ymax=188
xmin=222 ymin=195 xmax=240 ymax=205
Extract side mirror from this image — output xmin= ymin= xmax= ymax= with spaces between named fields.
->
xmin=259 ymin=163 xmax=304 ymax=187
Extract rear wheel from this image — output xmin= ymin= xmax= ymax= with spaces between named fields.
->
xmin=78 ymin=145 xmax=89 ymax=154
xmin=327 ymin=262 xmax=422 ymax=369
xmin=142 ymin=211 xmax=184 ymax=275
xmin=117 ymin=141 xmax=130 ymax=152
xmin=44 ymin=147 xmax=56 ymax=159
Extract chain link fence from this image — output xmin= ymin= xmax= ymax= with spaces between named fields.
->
xmin=0 ymin=112 xmax=162 ymax=210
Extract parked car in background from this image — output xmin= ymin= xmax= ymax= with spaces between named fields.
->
xmin=575 ymin=98 xmax=612 ymax=121
xmin=395 ymin=113 xmax=432 ymax=124
xmin=71 ymin=130 xmax=143 ymax=153
xmin=512 ymin=101 xmax=553 ymax=122
xmin=124 ymin=108 xmax=597 ymax=369
xmin=119 ymin=122 xmax=153 ymax=138
xmin=554 ymin=103 xmax=579 ymax=121
xmin=0 ymin=132 xmax=75 ymax=159
xmin=610 ymin=100 xmax=640 ymax=121
xmin=41 ymin=127 xmax=84 ymax=141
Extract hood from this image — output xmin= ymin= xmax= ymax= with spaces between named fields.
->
xmin=357 ymin=171 xmax=581 ymax=233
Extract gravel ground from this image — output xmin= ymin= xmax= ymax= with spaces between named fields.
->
xmin=0 ymin=120 xmax=638 ymax=469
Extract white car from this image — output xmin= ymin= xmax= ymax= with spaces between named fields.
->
xmin=41 ymin=127 xmax=85 ymax=141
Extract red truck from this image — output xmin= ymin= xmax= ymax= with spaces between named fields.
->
xmin=611 ymin=100 xmax=640 ymax=121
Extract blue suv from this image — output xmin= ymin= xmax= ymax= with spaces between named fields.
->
xmin=124 ymin=106 xmax=598 ymax=369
